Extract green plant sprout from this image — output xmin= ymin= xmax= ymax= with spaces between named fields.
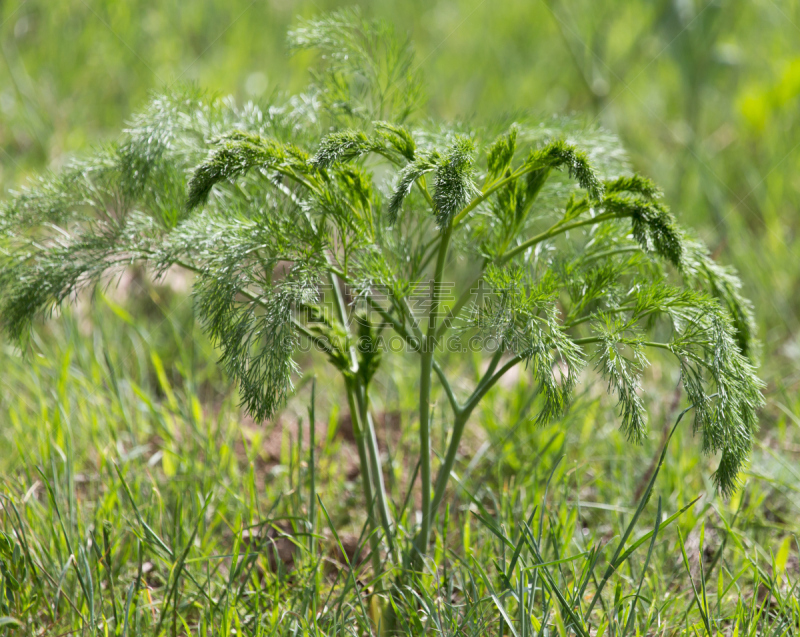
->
xmin=0 ymin=9 xmax=763 ymax=575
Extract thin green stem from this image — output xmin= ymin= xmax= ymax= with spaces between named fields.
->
xmin=433 ymin=360 xmax=462 ymax=415
xmin=355 ymin=381 xmax=398 ymax=566
xmin=416 ymin=360 xmax=434 ymax=561
xmin=415 ymin=220 xmax=453 ymax=558
xmin=429 ymin=354 xmax=524 ymax=518
xmin=365 ymin=296 xmax=460 ymax=418
xmin=464 ymin=354 xmax=523 ymax=415
xmin=481 ymin=342 xmax=506 ymax=383
xmin=565 ymin=304 xmax=662 ymax=329
xmin=417 ymin=241 xmax=440 ymax=274
xmin=581 ymin=245 xmax=641 ymax=265
xmin=451 ymin=171 xmax=522 ymax=227
xmin=308 ymin=380 xmax=316 ymax=557
xmin=329 ymin=268 xmax=396 ymax=572
xmin=419 ymin=167 xmax=526 ymax=267
xmin=329 ymin=272 xmax=356 ymax=373
xmin=571 ymin=336 xmax=674 ymax=351
xmin=291 ymin=318 xmax=334 ymax=354
xmin=417 ymin=176 xmax=435 ymax=209
xmin=565 ymin=306 xmax=637 ymax=329
xmin=416 ymin=171 xmax=521 ymax=275
xmin=344 ymin=379 xmax=382 ymax=577
xmin=278 ymin=167 xmax=320 ymax=194
xmin=364 ymin=296 xmax=421 ymax=351
xmin=401 ymin=296 xmax=425 ymax=342
xmin=499 ymin=210 xmax=633 ymax=265
xmin=434 ymin=271 xmax=484 ymax=340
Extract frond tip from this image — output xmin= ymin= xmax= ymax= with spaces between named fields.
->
xmin=374 ymin=121 xmax=416 ymax=160
xmin=433 ymin=137 xmax=477 ymax=227
xmin=601 ymin=193 xmax=683 ymax=267
xmin=671 ymin=306 xmax=764 ymax=497
xmin=593 ymin=318 xmax=649 ymax=444
xmin=476 ymin=265 xmax=586 ymax=426
xmin=387 ymin=151 xmax=439 ymax=224
xmin=310 ymin=130 xmax=381 ymax=169
xmin=486 ymin=125 xmax=518 ymax=177
xmin=679 ymin=233 xmax=758 ymax=358
xmin=526 ymin=140 xmax=604 ymax=201
xmin=287 ymin=8 xmax=424 ymax=123
xmin=604 ymin=174 xmax=661 ymax=200
xmin=186 ymin=131 xmax=297 ymax=210
xmin=195 ymin=268 xmax=319 ymax=422
xmin=0 ymin=214 xmax=155 ymax=342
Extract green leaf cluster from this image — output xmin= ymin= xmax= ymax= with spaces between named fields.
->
xmin=0 ymin=12 xmax=764 ymax=525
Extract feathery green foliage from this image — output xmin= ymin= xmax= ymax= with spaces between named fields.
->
xmin=477 ymin=264 xmax=585 ymax=426
xmin=288 ymin=8 xmax=424 ymax=124
xmin=432 ymin=137 xmax=477 ymax=227
xmin=594 ymin=317 xmax=649 ymax=444
xmin=388 ymin=151 xmax=439 ymax=223
xmin=186 ymin=131 xmax=301 ymax=210
xmin=310 ymin=130 xmax=381 ymax=169
xmin=0 ymin=11 xmax=763 ymax=587
xmin=524 ymin=139 xmax=604 ymax=201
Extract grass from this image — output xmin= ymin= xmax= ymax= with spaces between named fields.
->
xmin=1 ymin=278 xmax=799 ymax=635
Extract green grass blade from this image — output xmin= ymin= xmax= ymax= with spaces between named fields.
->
xmin=584 ymin=403 xmax=695 ymax=620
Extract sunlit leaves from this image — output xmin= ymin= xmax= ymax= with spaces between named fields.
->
xmin=388 ymin=151 xmax=439 ymax=224
xmin=310 ymin=130 xmax=381 ymax=170
xmin=582 ymin=283 xmax=764 ymax=494
xmin=287 ymin=8 xmax=424 ymax=124
xmin=187 ymin=131 xmax=306 ymax=210
xmin=433 ymin=137 xmax=477 ymax=227
xmin=375 ymin=121 xmax=416 ymax=161
xmin=476 ymin=265 xmax=586 ymax=426
xmin=195 ymin=266 xmax=318 ymax=422
xmin=679 ymin=232 xmax=758 ymax=357
xmin=599 ymin=194 xmax=683 ymax=267
xmin=604 ymin=174 xmax=661 ymax=200
xmin=486 ymin=125 xmax=518 ymax=178
xmin=0 ymin=213 xmax=157 ymax=341
xmin=524 ymin=140 xmax=603 ymax=201
xmin=592 ymin=317 xmax=649 ymax=444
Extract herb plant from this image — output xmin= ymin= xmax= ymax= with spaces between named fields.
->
xmin=0 ymin=10 xmax=763 ymax=575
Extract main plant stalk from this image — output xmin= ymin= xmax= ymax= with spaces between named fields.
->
xmin=344 ymin=379 xmax=382 ymax=576
xmin=415 ymin=220 xmax=453 ymax=559
xmin=355 ymin=381 xmax=397 ymax=564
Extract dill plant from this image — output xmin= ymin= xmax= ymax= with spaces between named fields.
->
xmin=0 ymin=9 xmax=763 ymax=573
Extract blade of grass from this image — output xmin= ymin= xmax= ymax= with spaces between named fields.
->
xmin=522 ymin=524 xmax=590 ymax=637
xmin=153 ymin=491 xmax=213 ymax=635
xmin=318 ymin=496 xmax=374 ymax=636
xmin=622 ymin=496 xmax=661 ymax=637
xmin=308 ymin=378 xmax=316 ymax=557
xmin=677 ymin=526 xmax=712 ymax=635
xmin=584 ymin=402 xmax=697 ymax=620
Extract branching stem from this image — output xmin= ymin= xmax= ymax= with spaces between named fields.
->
xmin=329 ymin=268 xmax=396 ymax=570
xmin=434 ymin=211 xmax=635 ymax=341
xmin=429 ymin=353 xmax=524 ymax=519
xmin=499 ymin=210 xmax=633 ymax=265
